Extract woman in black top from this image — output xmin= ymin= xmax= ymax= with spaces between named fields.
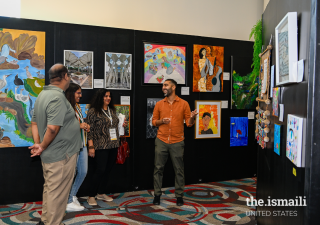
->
xmin=86 ymin=89 xmax=127 ymax=205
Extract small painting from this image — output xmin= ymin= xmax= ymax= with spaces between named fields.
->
xmin=144 ymin=43 xmax=186 ymax=84
xmin=193 ymin=45 xmax=224 ymax=92
xmin=114 ymin=105 xmax=130 ymax=137
xmin=79 ymin=104 xmax=90 ymax=119
xmin=274 ymin=123 xmax=281 ymax=155
xmin=0 ymin=28 xmax=46 ymax=148
xmin=64 ymin=50 xmax=93 ymax=89
xmin=286 ymin=114 xmax=303 ymax=167
xmin=272 ymin=87 xmax=280 ymax=117
xmin=146 ymin=98 xmax=162 ymax=138
xmin=105 ymin=52 xmax=131 ymax=90
xmin=195 ymin=101 xmax=221 ymax=139
xmin=230 ymin=117 xmax=248 ymax=147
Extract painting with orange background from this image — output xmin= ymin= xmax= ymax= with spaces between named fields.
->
xmin=193 ymin=45 xmax=224 ymax=92
xmin=195 ymin=101 xmax=221 ymax=139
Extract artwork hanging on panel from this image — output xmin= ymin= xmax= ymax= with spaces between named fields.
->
xmin=0 ymin=28 xmax=45 ymax=148
xmin=274 ymin=123 xmax=281 ymax=155
xmin=144 ymin=43 xmax=186 ymax=84
xmin=79 ymin=104 xmax=90 ymax=119
xmin=105 ymin=52 xmax=131 ymax=90
xmin=146 ymin=98 xmax=162 ymax=139
xmin=286 ymin=114 xmax=303 ymax=167
xmin=195 ymin=101 xmax=221 ymax=139
xmin=193 ymin=45 xmax=224 ymax=92
xmin=272 ymin=87 xmax=280 ymax=117
xmin=114 ymin=105 xmax=130 ymax=137
xmin=230 ymin=117 xmax=248 ymax=147
xmin=231 ymin=56 xmax=258 ymax=109
xmin=64 ymin=50 xmax=93 ymax=89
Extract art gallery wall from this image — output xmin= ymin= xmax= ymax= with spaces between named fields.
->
xmin=257 ymin=0 xmax=313 ymax=224
xmin=20 ymin=0 xmax=264 ymax=41
xmin=0 ymin=16 xmax=257 ymax=205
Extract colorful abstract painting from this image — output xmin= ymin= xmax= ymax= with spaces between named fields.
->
xmin=115 ymin=105 xmax=130 ymax=137
xmin=286 ymin=114 xmax=303 ymax=167
xmin=105 ymin=52 xmax=131 ymax=90
xmin=195 ymin=101 xmax=221 ymax=139
xmin=193 ymin=45 xmax=224 ymax=92
xmin=144 ymin=43 xmax=186 ymax=84
xmin=272 ymin=87 xmax=280 ymax=116
xmin=231 ymin=56 xmax=258 ymax=109
xmin=230 ymin=117 xmax=248 ymax=147
xmin=79 ymin=104 xmax=90 ymax=119
xmin=0 ymin=28 xmax=45 ymax=148
xmin=64 ymin=50 xmax=93 ymax=89
xmin=146 ymin=98 xmax=162 ymax=139
xmin=274 ymin=123 xmax=281 ymax=155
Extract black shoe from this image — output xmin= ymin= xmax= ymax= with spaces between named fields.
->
xmin=36 ymin=221 xmax=45 ymax=225
xmin=153 ymin=195 xmax=161 ymax=205
xmin=176 ymin=197 xmax=184 ymax=206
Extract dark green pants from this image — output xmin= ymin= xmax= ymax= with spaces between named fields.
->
xmin=153 ymin=138 xmax=185 ymax=197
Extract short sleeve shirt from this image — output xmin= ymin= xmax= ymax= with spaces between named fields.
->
xmin=31 ymin=85 xmax=81 ymax=163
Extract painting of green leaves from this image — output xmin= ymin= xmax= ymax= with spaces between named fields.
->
xmin=232 ymin=56 xmax=258 ymax=109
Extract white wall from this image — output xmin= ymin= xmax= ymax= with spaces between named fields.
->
xmin=21 ymin=0 xmax=263 ymax=41
xmin=264 ymin=0 xmax=270 ymax=11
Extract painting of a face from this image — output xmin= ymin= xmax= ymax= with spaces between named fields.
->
xmin=202 ymin=115 xmax=211 ymax=128
xmin=201 ymin=49 xmax=206 ymax=58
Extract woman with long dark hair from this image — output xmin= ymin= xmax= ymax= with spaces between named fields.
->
xmin=86 ymin=89 xmax=127 ymax=205
xmin=65 ymin=83 xmax=90 ymax=211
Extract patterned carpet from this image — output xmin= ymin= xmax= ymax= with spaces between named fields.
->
xmin=0 ymin=178 xmax=256 ymax=225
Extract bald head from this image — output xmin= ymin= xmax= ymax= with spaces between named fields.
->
xmin=49 ymin=64 xmax=68 ymax=82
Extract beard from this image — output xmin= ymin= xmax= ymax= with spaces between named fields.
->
xmin=163 ymin=87 xmax=172 ymax=97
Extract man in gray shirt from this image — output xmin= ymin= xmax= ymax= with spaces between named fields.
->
xmin=29 ymin=64 xmax=81 ymax=225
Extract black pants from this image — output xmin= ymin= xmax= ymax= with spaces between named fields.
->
xmin=88 ymin=148 xmax=118 ymax=197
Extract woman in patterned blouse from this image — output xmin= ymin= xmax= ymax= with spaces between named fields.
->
xmin=86 ymin=89 xmax=127 ymax=206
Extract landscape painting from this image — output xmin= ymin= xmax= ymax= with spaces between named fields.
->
xmin=64 ymin=50 xmax=93 ymax=89
xmin=144 ymin=43 xmax=186 ymax=84
xmin=230 ymin=117 xmax=248 ymax=147
xmin=274 ymin=123 xmax=281 ymax=155
xmin=195 ymin=101 xmax=221 ymax=139
xmin=146 ymin=98 xmax=162 ymax=139
xmin=231 ymin=56 xmax=258 ymax=109
xmin=286 ymin=114 xmax=303 ymax=167
xmin=193 ymin=45 xmax=224 ymax=92
xmin=115 ymin=105 xmax=130 ymax=137
xmin=105 ymin=52 xmax=131 ymax=90
xmin=0 ymin=28 xmax=45 ymax=148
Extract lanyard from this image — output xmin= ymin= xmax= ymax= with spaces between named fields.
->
xmin=102 ymin=107 xmax=113 ymax=125
xmin=75 ymin=104 xmax=83 ymax=123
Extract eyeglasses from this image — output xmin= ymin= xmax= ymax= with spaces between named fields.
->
xmin=75 ymin=92 xmax=82 ymax=95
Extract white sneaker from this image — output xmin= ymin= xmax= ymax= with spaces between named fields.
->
xmin=66 ymin=202 xmax=85 ymax=212
xmin=73 ymin=196 xmax=81 ymax=206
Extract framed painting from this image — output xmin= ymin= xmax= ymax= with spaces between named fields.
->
xmin=231 ymin=56 xmax=258 ymax=109
xmin=193 ymin=45 xmax=224 ymax=92
xmin=275 ymin=12 xmax=298 ymax=85
xmin=105 ymin=52 xmax=132 ymax=90
xmin=79 ymin=104 xmax=91 ymax=119
xmin=274 ymin=123 xmax=281 ymax=155
xmin=114 ymin=105 xmax=130 ymax=137
xmin=195 ymin=101 xmax=221 ymax=139
xmin=64 ymin=50 xmax=93 ymax=89
xmin=286 ymin=114 xmax=303 ymax=167
xmin=0 ymin=28 xmax=45 ymax=148
xmin=144 ymin=43 xmax=186 ymax=84
xmin=146 ymin=98 xmax=162 ymax=139
xmin=230 ymin=117 xmax=248 ymax=147
xmin=272 ymin=87 xmax=280 ymax=117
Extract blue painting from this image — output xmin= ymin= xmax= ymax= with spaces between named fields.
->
xmin=79 ymin=104 xmax=90 ymax=119
xmin=230 ymin=117 xmax=248 ymax=147
xmin=0 ymin=28 xmax=45 ymax=148
xmin=274 ymin=124 xmax=281 ymax=155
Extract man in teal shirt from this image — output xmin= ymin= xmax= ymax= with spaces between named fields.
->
xmin=29 ymin=64 xmax=81 ymax=225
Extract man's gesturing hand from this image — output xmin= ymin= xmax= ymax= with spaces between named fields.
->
xmin=29 ymin=143 xmax=44 ymax=157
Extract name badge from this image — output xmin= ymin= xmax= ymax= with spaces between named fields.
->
xmin=109 ymin=128 xmax=117 ymax=141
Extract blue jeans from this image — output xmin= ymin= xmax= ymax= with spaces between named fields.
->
xmin=68 ymin=146 xmax=88 ymax=203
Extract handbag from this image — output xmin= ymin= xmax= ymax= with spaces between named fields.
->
xmin=116 ymin=136 xmax=130 ymax=164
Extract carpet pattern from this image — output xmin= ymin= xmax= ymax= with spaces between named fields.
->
xmin=0 ymin=178 xmax=256 ymax=224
